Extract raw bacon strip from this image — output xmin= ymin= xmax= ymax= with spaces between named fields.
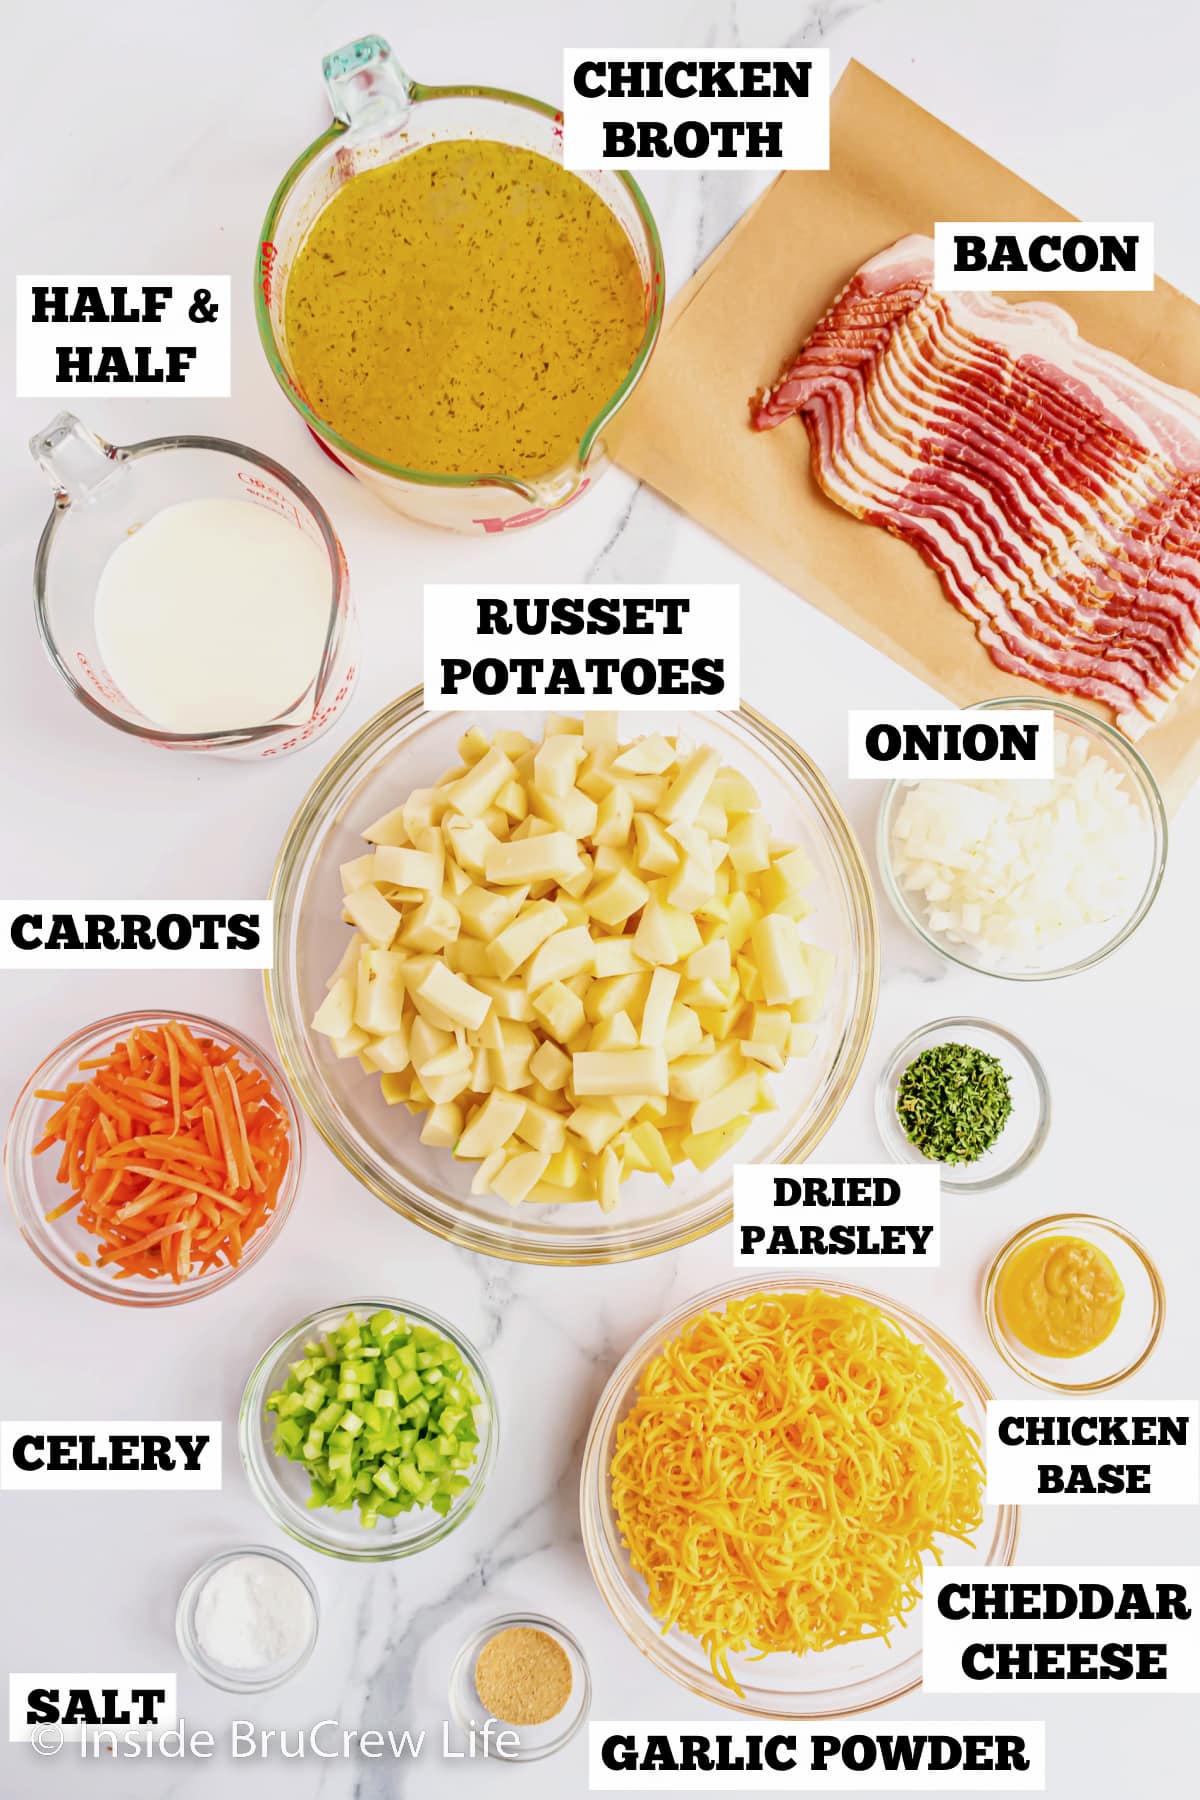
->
xmin=754 ymin=235 xmax=1200 ymax=737
xmin=825 ymin=296 xmax=1199 ymax=685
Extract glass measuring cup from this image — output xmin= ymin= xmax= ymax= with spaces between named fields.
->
xmin=255 ymin=34 xmax=665 ymax=534
xmin=31 ymin=413 xmax=357 ymax=760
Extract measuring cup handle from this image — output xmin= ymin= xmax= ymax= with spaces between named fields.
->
xmin=322 ymin=34 xmax=413 ymax=133
xmin=29 ymin=411 xmax=121 ymax=503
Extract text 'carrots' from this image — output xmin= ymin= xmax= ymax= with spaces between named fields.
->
xmin=33 ymin=1020 xmax=291 ymax=1284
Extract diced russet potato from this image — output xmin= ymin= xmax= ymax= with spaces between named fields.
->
xmin=361 ymin=804 xmax=411 ymax=847
xmin=594 ymin=785 xmax=634 ymax=846
xmin=340 ymin=852 xmax=378 ymax=894
xmin=457 ymin=881 xmax=528 ymax=941
xmin=311 ymin=719 xmax=832 ymax=1210
xmin=531 ymin=979 xmax=587 ymax=1044
xmin=372 ymin=845 xmax=442 ymax=890
xmin=750 ymin=914 xmax=814 ymax=1006
xmin=344 ymin=884 xmax=403 ymax=949
xmin=614 ymin=732 xmax=675 ymax=775
xmin=485 ymin=832 xmax=582 ymax=886
xmin=573 ymin=1047 xmax=668 ymax=1098
xmin=634 ymin=812 xmax=680 ymax=873
xmin=457 ymin=724 xmax=491 ymax=765
xmin=488 ymin=900 xmax=567 ymax=978
xmin=584 ymin=866 xmax=650 ymax=927
xmin=656 ymin=745 xmax=721 ymax=825
xmin=312 ymin=975 xmax=355 ymax=1039
xmin=420 ymin=1101 xmax=464 ymax=1148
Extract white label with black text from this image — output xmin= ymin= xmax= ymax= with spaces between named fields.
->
xmin=1 ymin=1422 xmax=221 ymax=1492
xmin=563 ymin=49 xmax=829 ymax=169
xmin=985 ymin=1400 xmax=1199 ymax=1505
xmin=9 ymin=1673 xmax=178 ymax=1743
xmin=733 ymin=1164 xmax=940 ymax=1267
xmin=0 ymin=901 xmax=272 ymax=968
xmin=847 ymin=710 xmax=1055 ymax=780
xmin=587 ymin=1721 xmax=1045 ymax=1790
xmin=923 ymin=1567 xmax=1200 ymax=1693
xmin=423 ymin=585 xmax=739 ymax=710
xmin=16 ymin=276 xmax=230 ymax=397
xmin=932 ymin=223 xmax=1153 ymax=292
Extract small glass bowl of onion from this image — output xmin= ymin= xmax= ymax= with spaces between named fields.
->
xmin=876 ymin=697 xmax=1167 ymax=980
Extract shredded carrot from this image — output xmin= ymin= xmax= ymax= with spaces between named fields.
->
xmin=33 ymin=1021 xmax=291 ymax=1284
xmin=610 ymin=1292 xmax=985 ymax=1695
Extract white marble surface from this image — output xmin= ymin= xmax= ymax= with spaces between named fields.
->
xmin=2 ymin=0 xmax=1198 ymax=1794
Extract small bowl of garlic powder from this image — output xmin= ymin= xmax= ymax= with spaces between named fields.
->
xmin=448 ymin=1612 xmax=591 ymax=1761
xmin=176 ymin=1545 xmax=319 ymax=1693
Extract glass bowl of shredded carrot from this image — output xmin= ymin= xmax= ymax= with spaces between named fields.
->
xmin=580 ymin=1279 xmax=1019 ymax=1716
xmin=4 ymin=1011 xmax=302 ymax=1306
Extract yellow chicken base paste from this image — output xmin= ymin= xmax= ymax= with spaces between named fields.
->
xmin=283 ymin=139 xmax=647 ymax=480
xmin=999 ymin=1235 xmax=1125 ymax=1359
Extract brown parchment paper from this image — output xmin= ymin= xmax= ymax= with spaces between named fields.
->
xmin=610 ymin=60 xmax=1200 ymax=810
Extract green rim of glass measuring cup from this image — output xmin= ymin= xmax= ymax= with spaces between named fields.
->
xmin=253 ymin=81 xmax=666 ymax=501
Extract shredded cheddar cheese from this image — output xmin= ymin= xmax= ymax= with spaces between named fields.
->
xmin=610 ymin=1290 xmax=985 ymax=1694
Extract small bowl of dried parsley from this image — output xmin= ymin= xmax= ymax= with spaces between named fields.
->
xmin=875 ymin=1018 xmax=1050 ymax=1192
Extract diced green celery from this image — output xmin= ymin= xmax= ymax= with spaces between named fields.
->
xmin=264 ymin=1306 xmax=481 ymax=1530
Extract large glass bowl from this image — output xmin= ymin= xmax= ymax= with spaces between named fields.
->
xmin=877 ymin=697 xmax=1167 ymax=980
xmin=265 ymin=694 xmax=878 ymax=1265
xmin=4 ymin=1010 xmax=302 ymax=1307
xmin=579 ymin=1276 xmax=1019 ymax=1717
xmin=239 ymin=1298 xmax=497 ymax=1562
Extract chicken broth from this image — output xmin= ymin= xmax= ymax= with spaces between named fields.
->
xmin=283 ymin=140 xmax=646 ymax=480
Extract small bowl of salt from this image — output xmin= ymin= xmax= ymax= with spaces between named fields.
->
xmin=176 ymin=1545 xmax=319 ymax=1693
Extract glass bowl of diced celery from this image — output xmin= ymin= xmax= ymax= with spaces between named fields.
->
xmin=239 ymin=1298 xmax=497 ymax=1560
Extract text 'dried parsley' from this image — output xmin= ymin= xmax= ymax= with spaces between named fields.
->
xmin=896 ymin=1042 xmax=1012 ymax=1166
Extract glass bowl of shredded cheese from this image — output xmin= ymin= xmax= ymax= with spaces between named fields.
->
xmin=580 ymin=1277 xmax=1019 ymax=1717
xmin=877 ymin=697 xmax=1167 ymax=980
xmin=266 ymin=694 xmax=878 ymax=1265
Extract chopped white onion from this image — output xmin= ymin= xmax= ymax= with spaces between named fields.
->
xmin=889 ymin=732 xmax=1147 ymax=967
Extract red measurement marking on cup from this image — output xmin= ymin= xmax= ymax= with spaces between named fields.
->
xmin=237 ymin=470 xmax=303 ymax=531
xmin=260 ymin=240 xmax=278 ymax=307
xmin=473 ymin=479 xmax=591 ymax=533
xmin=260 ymin=666 xmax=357 ymax=756
xmin=74 ymin=650 xmax=124 ymax=707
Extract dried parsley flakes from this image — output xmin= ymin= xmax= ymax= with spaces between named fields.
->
xmin=896 ymin=1042 xmax=1012 ymax=1165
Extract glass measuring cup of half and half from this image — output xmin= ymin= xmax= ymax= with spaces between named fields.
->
xmin=255 ymin=35 xmax=665 ymax=533
xmin=30 ymin=413 xmax=357 ymax=760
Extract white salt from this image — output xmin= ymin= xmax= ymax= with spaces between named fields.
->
xmin=193 ymin=1553 xmax=314 ymax=1673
